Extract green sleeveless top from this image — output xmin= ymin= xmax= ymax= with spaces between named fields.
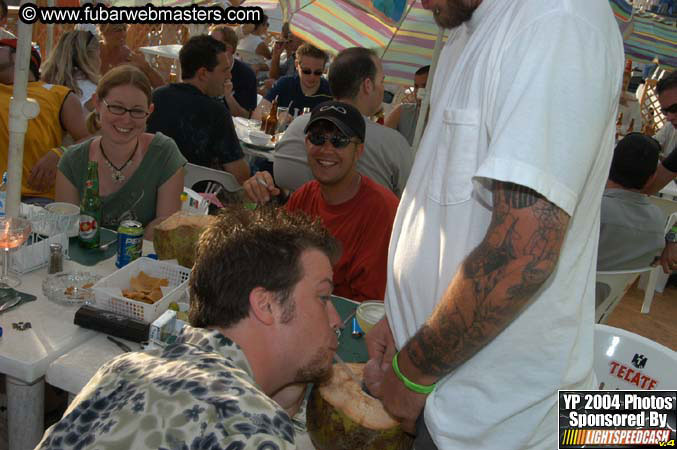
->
xmin=59 ymin=132 xmax=186 ymax=229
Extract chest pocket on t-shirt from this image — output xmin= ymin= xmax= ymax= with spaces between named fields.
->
xmin=427 ymin=108 xmax=480 ymax=205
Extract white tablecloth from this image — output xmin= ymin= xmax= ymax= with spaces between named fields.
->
xmin=1 ymin=251 xmax=117 ymax=450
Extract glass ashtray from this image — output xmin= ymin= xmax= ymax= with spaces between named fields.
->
xmin=42 ymin=272 xmax=101 ymax=306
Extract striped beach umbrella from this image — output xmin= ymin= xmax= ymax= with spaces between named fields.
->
xmin=608 ymin=0 xmax=676 ymax=70
xmin=280 ymin=0 xmax=448 ymax=86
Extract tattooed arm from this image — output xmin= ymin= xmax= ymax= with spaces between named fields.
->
xmin=365 ymin=181 xmax=570 ymax=429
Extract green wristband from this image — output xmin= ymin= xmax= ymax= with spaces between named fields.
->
xmin=671 ymin=225 xmax=677 ymax=233
xmin=392 ymin=351 xmax=436 ymax=395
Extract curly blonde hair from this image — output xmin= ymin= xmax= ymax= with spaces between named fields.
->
xmin=41 ymin=30 xmax=100 ymax=97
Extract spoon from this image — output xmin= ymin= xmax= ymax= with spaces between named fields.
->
xmin=0 ymin=297 xmax=21 ymax=313
xmin=98 ymin=239 xmax=117 ymax=251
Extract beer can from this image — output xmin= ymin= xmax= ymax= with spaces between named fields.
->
xmin=115 ymin=220 xmax=144 ymax=268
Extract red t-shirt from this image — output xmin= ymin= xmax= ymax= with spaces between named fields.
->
xmin=286 ymin=176 xmax=399 ymax=302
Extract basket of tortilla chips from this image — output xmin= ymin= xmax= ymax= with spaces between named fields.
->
xmin=92 ymin=257 xmax=191 ymax=323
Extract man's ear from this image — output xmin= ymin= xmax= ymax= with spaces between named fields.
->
xmin=248 ymin=287 xmax=276 ymax=326
xmin=362 ymin=77 xmax=373 ymax=96
xmin=196 ymin=66 xmax=208 ymax=81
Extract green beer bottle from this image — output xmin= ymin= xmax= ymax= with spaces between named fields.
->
xmin=79 ymin=161 xmax=102 ymax=248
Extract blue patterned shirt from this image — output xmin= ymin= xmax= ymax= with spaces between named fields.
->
xmin=37 ymin=326 xmax=296 ymax=449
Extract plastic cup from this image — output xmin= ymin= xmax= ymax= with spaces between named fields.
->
xmin=356 ymin=301 xmax=385 ymax=334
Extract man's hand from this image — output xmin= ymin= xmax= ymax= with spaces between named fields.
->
xmin=272 ymin=40 xmax=285 ymax=58
xmin=242 ymin=171 xmax=280 ymax=203
xmin=224 ymin=81 xmax=234 ymax=98
xmin=27 ymin=150 xmax=59 ymax=192
xmin=365 ymin=317 xmax=397 ymax=372
xmin=363 ymin=317 xmax=421 ymax=433
xmin=659 ymin=242 xmax=677 ymax=274
xmin=363 ymin=355 xmax=425 ymax=434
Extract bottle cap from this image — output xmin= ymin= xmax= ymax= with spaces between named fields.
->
xmin=49 ymin=243 xmax=63 ymax=252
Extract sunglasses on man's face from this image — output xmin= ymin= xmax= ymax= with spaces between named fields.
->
xmin=308 ymin=132 xmax=356 ymax=148
xmin=662 ymin=103 xmax=677 ymax=115
xmin=301 ymin=68 xmax=323 ymax=76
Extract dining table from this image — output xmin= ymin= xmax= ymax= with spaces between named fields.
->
xmin=233 ymin=116 xmax=277 ymax=163
xmin=138 ymin=44 xmax=182 ymax=80
xmin=658 ymin=180 xmax=677 ymax=200
xmin=0 ymin=230 xmax=123 ymax=450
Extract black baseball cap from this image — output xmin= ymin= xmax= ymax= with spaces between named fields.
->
xmin=304 ymin=101 xmax=366 ymax=142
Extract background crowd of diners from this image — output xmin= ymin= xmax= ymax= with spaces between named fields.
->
xmin=0 ymin=0 xmax=676 ymax=304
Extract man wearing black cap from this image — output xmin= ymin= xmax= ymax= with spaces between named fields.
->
xmin=244 ymin=101 xmax=399 ymax=302
xmin=598 ymin=133 xmax=665 ymax=271
xmin=0 ymin=39 xmax=89 ymax=203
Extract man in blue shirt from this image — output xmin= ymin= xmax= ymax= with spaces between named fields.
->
xmin=253 ymin=43 xmax=332 ymax=120
xmin=147 ymin=35 xmax=250 ymax=184
xmin=210 ymin=25 xmax=258 ymax=118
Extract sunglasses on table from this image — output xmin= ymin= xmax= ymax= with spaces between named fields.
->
xmin=662 ymin=104 xmax=677 ymax=115
xmin=102 ymin=99 xmax=149 ymax=119
xmin=301 ymin=68 xmax=324 ymax=76
xmin=308 ymin=132 xmax=358 ymax=148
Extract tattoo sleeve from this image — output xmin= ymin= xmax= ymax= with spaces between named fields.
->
xmin=405 ymin=181 xmax=570 ymax=378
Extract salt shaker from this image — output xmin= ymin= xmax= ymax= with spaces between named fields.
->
xmin=48 ymin=243 xmax=63 ymax=275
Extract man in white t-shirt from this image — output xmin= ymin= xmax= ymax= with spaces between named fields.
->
xmin=362 ymin=1 xmax=624 ymax=449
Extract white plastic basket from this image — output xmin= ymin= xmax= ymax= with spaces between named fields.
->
xmin=92 ymin=257 xmax=191 ymax=323
xmin=11 ymin=205 xmax=71 ymax=274
xmin=10 ymin=232 xmax=69 ymax=274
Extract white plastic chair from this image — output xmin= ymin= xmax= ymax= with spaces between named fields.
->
xmin=184 ymin=163 xmax=242 ymax=196
xmin=596 ymin=268 xmax=652 ymax=324
xmin=637 ymin=211 xmax=677 ymax=313
xmin=594 ymin=324 xmax=677 ymax=390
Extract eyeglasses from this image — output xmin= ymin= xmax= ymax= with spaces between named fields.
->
xmin=301 ymin=68 xmax=324 ymax=76
xmin=102 ymin=99 xmax=149 ymax=119
xmin=661 ymin=103 xmax=677 ymax=115
xmin=308 ymin=132 xmax=358 ymax=148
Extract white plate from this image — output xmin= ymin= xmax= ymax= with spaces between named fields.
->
xmin=233 ymin=117 xmax=276 ymax=149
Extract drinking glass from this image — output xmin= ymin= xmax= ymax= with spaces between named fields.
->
xmin=258 ymin=103 xmax=271 ymax=122
xmin=248 ymin=119 xmax=262 ymax=134
xmin=276 ymin=107 xmax=290 ymax=133
xmin=0 ymin=217 xmax=32 ymax=289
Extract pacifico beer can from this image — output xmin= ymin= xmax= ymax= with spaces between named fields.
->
xmin=115 ymin=220 xmax=144 ymax=268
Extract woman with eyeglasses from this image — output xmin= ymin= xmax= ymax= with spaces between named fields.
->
xmin=42 ymin=30 xmax=100 ymax=112
xmin=55 ymin=65 xmax=186 ymax=240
